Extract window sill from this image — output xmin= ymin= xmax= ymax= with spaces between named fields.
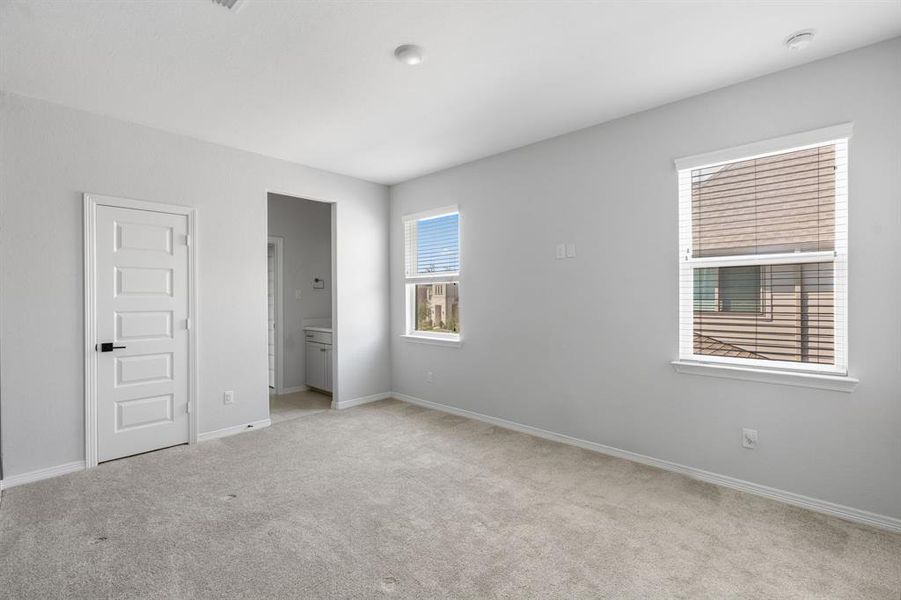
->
xmin=401 ymin=334 xmax=462 ymax=348
xmin=671 ymin=360 xmax=858 ymax=392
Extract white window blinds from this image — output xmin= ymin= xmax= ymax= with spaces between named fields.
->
xmin=678 ymin=126 xmax=849 ymax=373
xmin=404 ymin=208 xmax=460 ymax=282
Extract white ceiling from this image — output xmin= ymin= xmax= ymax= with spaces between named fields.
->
xmin=2 ymin=1 xmax=899 ymax=185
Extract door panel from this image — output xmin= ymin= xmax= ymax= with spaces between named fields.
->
xmin=116 ymin=311 xmax=173 ymax=340
xmin=96 ymin=206 xmax=189 ymax=462
xmin=115 ymin=353 xmax=173 ymax=386
xmin=116 ymin=394 xmax=174 ymax=431
xmin=115 ymin=267 xmax=173 ymax=296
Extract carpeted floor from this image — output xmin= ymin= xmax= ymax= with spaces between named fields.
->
xmin=1 ymin=399 xmax=899 ymax=599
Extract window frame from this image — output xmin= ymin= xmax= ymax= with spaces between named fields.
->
xmin=676 ymin=124 xmax=852 ymax=378
xmin=402 ymin=206 xmax=462 ymax=346
xmin=717 ymin=265 xmax=763 ymax=314
xmin=694 ymin=266 xmax=766 ymax=314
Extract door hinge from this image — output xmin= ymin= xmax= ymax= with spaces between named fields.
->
xmin=183 ymin=234 xmax=191 ymax=246
xmin=186 ymin=403 xmax=192 ymax=415
xmin=185 ymin=318 xmax=191 ymax=330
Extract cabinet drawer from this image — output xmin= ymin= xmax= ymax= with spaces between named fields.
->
xmin=304 ymin=330 xmax=332 ymax=345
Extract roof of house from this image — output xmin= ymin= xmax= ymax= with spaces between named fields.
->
xmin=693 ymin=333 xmax=767 ymax=359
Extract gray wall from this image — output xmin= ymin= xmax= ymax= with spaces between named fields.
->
xmin=390 ymin=39 xmax=901 ymax=519
xmin=0 ymin=92 xmax=390 ymax=478
xmin=267 ymin=194 xmax=333 ymax=390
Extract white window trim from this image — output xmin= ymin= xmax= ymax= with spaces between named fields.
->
xmin=674 ymin=122 xmax=853 ymax=171
xmin=671 ymin=360 xmax=858 ymax=392
xmin=400 ymin=334 xmax=462 ymax=348
xmin=402 ymin=206 xmax=462 ymax=345
xmin=675 ymin=123 xmax=854 ymax=389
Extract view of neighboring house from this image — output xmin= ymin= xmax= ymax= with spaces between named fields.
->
xmin=692 ymin=145 xmax=836 ymax=364
xmin=416 ymin=282 xmax=459 ymax=333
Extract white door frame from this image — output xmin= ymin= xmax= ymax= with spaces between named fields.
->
xmin=266 ymin=190 xmax=338 ymax=407
xmin=83 ymin=193 xmax=199 ymax=469
xmin=268 ymin=235 xmax=285 ymax=394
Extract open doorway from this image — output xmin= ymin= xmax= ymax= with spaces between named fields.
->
xmin=267 ymin=193 xmax=335 ymax=423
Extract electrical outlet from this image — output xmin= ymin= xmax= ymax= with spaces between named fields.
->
xmin=223 ymin=390 xmax=234 ymax=405
xmin=742 ymin=428 xmax=758 ymax=449
xmin=295 ymin=289 xmax=302 ymax=300
xmin=426 ymin=371 xmax=434 ymax=384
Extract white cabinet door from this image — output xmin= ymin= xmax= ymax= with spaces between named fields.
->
xmin=305 ymin=341 xmax=333 ymax=392
xmin=305 ymin=342 xmax=324 ymax=390
xmin=323 ymin=347 xmax=333 ymax=392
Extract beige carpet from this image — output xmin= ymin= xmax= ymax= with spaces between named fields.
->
xmin=1 ymin=399 xmax=899 ymax=599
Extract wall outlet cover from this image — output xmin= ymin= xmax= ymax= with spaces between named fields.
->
xmin=742 ymin=428 xmax=758 ymax=449
xmin=224 ymin=390 xmax=235 ymax=405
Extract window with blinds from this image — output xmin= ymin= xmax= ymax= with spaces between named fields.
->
xmin=403 ymin=207 xmax=461 ymax=340
xmin=677 ymin=127 xmax=849 ymax=373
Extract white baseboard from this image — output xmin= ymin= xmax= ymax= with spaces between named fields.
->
xmin=277 ymin=385 xmax=309 ymax=395
xmin=198 ymin=418 xmax=271 ymax=442
xmin=1 ymin=418 xmax=273 ymax=490
xmin=334 ymin=392 xmax=392 ymax=410
xmin=0 ymin=460 xmax=86 ymax=491
xmin=392 ymin=392 xmax=901 ymax=534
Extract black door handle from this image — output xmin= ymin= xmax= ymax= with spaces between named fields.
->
xmin=97 ymin=342 xmax=126 ymax=352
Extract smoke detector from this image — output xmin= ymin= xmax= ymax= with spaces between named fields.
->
xmin=212 ymin=0 xmax=246 ymax=11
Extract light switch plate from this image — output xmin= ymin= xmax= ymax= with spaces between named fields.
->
xmin=555 ymin=243 xmax=566 ymax=260
xmin=566 ymin=243 xmax=576 ymax=258
xmin=295 ymin=290 xmax=302 ymax=300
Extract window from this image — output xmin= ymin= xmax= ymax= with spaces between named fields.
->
xmin=677 ymin=126 xmax=849 ymax=374
xmin=403 ymin=207 xmax=460 ymax=343
xmin=718 ymin=266 xmax=761 ymax=313
xmin=694 ymin=266 xmax=762 ymax=313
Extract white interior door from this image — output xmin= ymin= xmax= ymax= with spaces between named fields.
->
xmin=95 ymin=205 xmax=189 ymax=462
